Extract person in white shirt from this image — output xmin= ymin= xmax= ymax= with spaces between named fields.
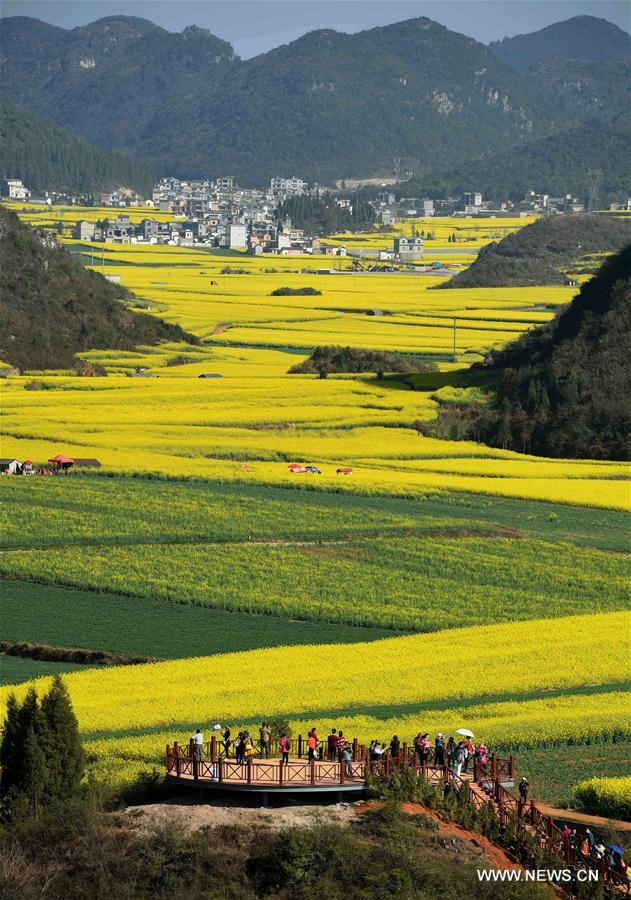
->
xmin=192 ymin=728 xmax=204 ymax=760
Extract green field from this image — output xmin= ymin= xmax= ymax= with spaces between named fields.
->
xmin=515 ymin=741 xmax=631 ymax=809
xmin=0 ymin=579 xmax=395 ymax=682
xmin=1 ymin=475 xmax=627 ymax=551
xmin=1 ymin=476 xmax=628 ymax=655
xmin=0 ymin=654 xmax=91 ymax=686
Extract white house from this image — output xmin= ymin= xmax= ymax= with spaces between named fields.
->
xmin=227 ymin=224 xmax=247 ymax=249
xmin=1 ymin=179 xmax=30 ymax=200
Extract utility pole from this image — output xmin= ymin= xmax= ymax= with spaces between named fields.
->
xmin=453 ymin=318 xmax=457 ymax=363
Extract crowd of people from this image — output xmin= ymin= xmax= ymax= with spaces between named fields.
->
xmin=561 ymin=826 xmax=629 ymax=877
xmin=190 ymin=725 xmax=495 ymax=780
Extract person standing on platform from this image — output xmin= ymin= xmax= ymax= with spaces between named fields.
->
xmin=434 ymin=733 xmax=445 ymax=766
xmin=192 ymin=729 xmax=203 ymax=760
xmin=279 ymin=733 xmax=291 ymax=765
xmin=328 ymin=728 xmax=339 ymax=761
xmin=307 ymin=729 xmax=318 ymax=762
xmin=260 ymin=722 xmax=271 ymax=759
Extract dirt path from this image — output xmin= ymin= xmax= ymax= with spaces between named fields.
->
xmin=398 ymin=802 xmax=523 ymax=872
xmin=536 ymin=802 xmax=631 ymax=832
xmin=211 ymin=323 xmax=232 ymax=336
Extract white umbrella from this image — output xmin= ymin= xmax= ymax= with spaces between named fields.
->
xmin=456 ymin=728 xmax=474 ymax=738
xmin=213 ymin=723 xmax=222 ymax=731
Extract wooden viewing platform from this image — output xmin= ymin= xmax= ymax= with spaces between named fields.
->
xmin=166 ymin=736 xmax=515 ymax=800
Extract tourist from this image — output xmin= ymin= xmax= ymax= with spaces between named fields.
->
xmin=259 ymin=722 xmax=271 ymax=759
xmin=453 ymin=741 xmax=466 ymax=777
xmin=519 ymin=776 xmax=529 ymax=803
xmin=223 ymin=726 xmax=231 ymax=757
xmin=434 ymin=733 xmax=445 ymax=766
xmin=337 ymin=731 xmax=346 ymax=760
xmin=561 ymin=825 xmax=572 ymax=846
xmin=279 ymin=733 xmax=291 ymax=765
xmin=307 ymin=728 xmax=318 ymax=762
xmin=235 ymin=732 xmax=246 ymax=764
xmin=389 ymin=735 xmax=400 ymax=760
xmin=585 ymin=828 xmax=595 ymax=853
xmin=413 ymin=732 xmax=423 ymax=765
xmin=370 ymin=741 xmax=385 ymax=760
xmin=463 ymin=737 xmax=475 ymax=773
xmin=328 ymin=728 xmax=339 ymax=761
xmin=446 ymin=736 xmax=457 ymax=768
xmin=340 ymin=743 xmax=355 ymax=779
xmin=243 ymin=731 xmax=255 ymax=762
xmin=475 ymin=742 xmax=488 ymax=767
xmin=420 ymin=733 xmax=431 ymax=764
xmin=594 ymin=842 xmax=605 ymax=861
xmin=192 ymin=728 xmax=204 ymax=760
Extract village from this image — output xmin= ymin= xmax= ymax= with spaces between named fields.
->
xmin=3 ymin=174 xmax=628 ymax=259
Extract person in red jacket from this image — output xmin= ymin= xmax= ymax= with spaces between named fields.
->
xmin=307 ymin=728 xmax=318 ymax=762
xmin=279 ymin=734 xmax=291 ymax=765
xmin=327 ymin=728 xmax=339 ymax=762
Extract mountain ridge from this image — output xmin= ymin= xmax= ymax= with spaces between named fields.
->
xmin=0 ymin=13 xmax=558 ymax=184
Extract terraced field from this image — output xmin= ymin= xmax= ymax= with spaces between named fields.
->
xmin=1 ymin=206 xmax=628 ymax=803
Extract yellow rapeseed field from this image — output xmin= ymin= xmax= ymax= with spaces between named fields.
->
xmin=1 ymin=611 xmax=628 ymax=790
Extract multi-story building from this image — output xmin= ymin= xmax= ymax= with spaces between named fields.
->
xmin=1 ymin=178 xmax=30 ymax=200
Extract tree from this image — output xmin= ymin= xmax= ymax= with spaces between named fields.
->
xmin=0 ymin=687 xmax=50 ymax=819
xmin=0 ymin=678 xmax=84 ymax=822
xmin=41 ymin=676 xmax=85 ymax=800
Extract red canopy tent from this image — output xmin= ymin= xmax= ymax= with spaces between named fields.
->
xmin=48 ymin=454 xmax=74 ymax=469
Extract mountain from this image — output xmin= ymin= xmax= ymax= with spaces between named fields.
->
xmin=0 ymin=16 xmax=235 ymax=153
xmin=490 ymin=17 xmax=630 ymax=126
xmin=0 ymin=102 xmax=154 ymax=195
xmin=441 ymin=214 xmax=631 ymax=288
xmin=402 ymin=117 xmax=631 ymax=203
xmin=0 ymin=206 xmax=193 ymax=370
xmin=422 ymin=245 xmax=631 ymax=459
xmin=490 ymin=16 xmax=631 ymax=70
xmin=0 ymin=15 xmax=558 ymax=183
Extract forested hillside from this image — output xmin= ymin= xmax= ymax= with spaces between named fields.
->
xmin=423 ymin=246 xmax=631 ymax=460
xmin=400 ymin=118 xmax=631 ymax=203
xmin=0 ymin=102 xmax=153 ymax=194
xmin=0 ymin=206 xmax=193 ymax=369
xmin=441 ymin=215 xmax=631 ymax=288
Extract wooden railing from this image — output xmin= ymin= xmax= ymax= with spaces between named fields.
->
xmin=471 ymin=771 xmax=630 ymax=893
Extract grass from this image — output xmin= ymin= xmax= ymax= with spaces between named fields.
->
xmin=0 ymin=654 xmax=90 ymax=686
xmin=514 ymin=741 xmax=631 ymax=808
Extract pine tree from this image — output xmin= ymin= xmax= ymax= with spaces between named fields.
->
xmin=0 ymin=693 xmax=22 ymax=798
xmin=22 ymin=726 xmax=49 ymax=820
xmin=41 ymin=676 xmax=85 ymax=799
xmin=0 ymin=687 xmax=50 ymax=819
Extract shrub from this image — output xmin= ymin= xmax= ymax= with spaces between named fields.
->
xmin=270 ymin=286 xmax=322 ymax=296
xmin=574 ymin=776 xmax=631 ymax=821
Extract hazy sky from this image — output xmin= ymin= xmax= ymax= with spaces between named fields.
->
xmin=2 ymin=1 xmax=629 ymax=57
